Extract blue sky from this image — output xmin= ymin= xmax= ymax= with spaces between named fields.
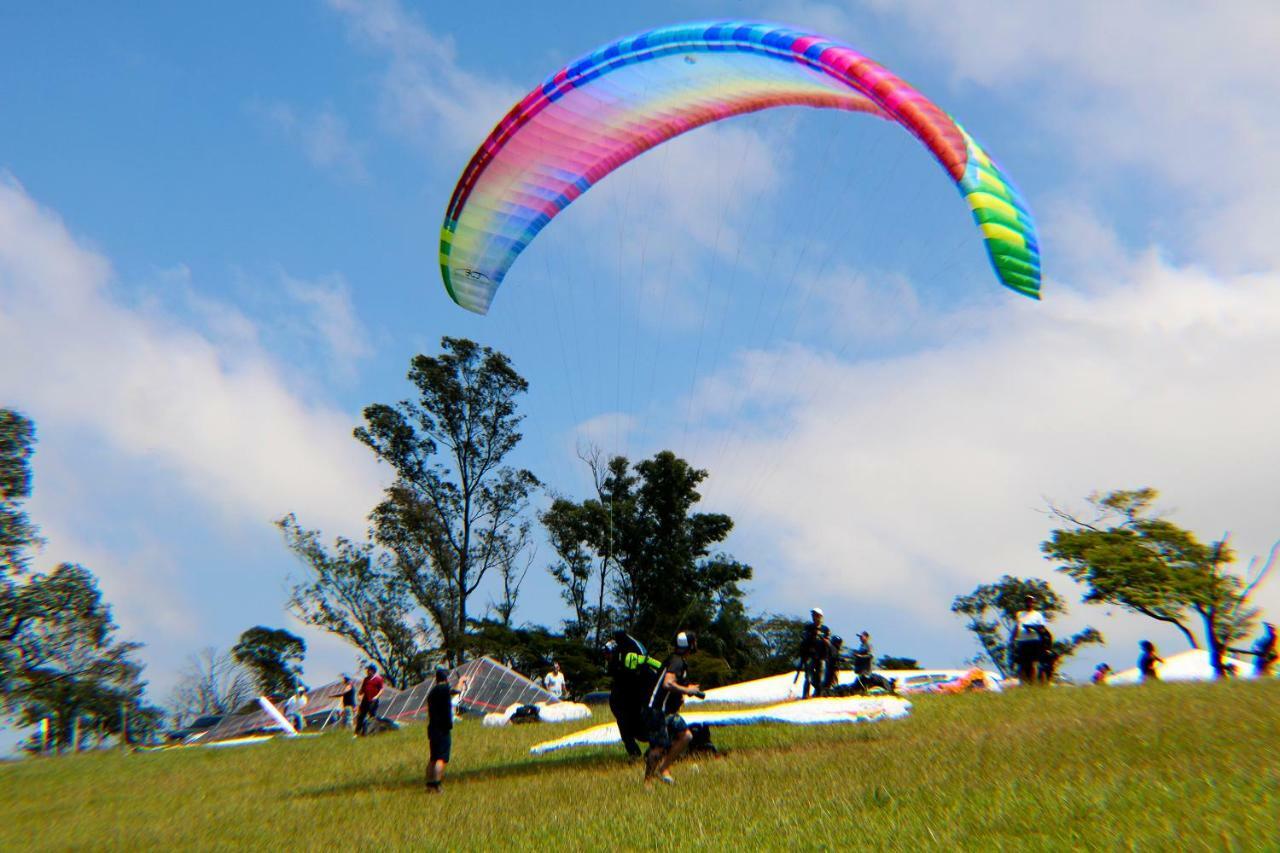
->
xmin=3 ymin=1 xmax=1279 ymax=718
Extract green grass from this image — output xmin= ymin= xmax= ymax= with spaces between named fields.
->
xmin=3 ymin=681 xmax=1279 ymax=851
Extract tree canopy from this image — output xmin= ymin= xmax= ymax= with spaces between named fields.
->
xmin=1043 ymin=488 xmax=1270 ymax=678
xmin=278 ymin=514 xmax=432 ymax=688
xmin=355 ymin=338 xmax=539 ymax=663
xmin=231 ymin=626 xmax=306 ymax=697
xmin=7 ymin=563 xmax=162 ymax=750
xmin=542 ymin=450 xmax=755 ymax=684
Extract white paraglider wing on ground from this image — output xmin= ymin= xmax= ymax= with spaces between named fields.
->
xmin=529 ymin=695 xmax=912 ymax=755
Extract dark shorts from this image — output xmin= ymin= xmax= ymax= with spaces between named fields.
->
xmin=428 ymin=728 xmax=452 ymax=763
xmin=643 ymin=707 xmax=688 ymax=751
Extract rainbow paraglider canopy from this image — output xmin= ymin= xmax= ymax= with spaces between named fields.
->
xmin=440 ymin=21 xmax=1040 ymax=314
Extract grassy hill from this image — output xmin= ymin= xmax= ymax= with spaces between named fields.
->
xmin=3 ymin=680 xmax=1278 ymax=850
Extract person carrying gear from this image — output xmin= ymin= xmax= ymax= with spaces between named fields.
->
xmin=643 ymin=631 xmax=705 ymax=785
xmin=800 ymin=608 xmax=825 ymax=699
xmin=604 ymin=631 xmax=663 ymax=757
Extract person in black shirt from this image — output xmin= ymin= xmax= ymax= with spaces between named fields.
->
xmin=425 ymin=666 xmax=467 ymax=794
xmin=331 ymin=675 xmax=356 ymax=730
xmin=800 ymin=608 xmax=825 ymax=699
xmin=643 ymin=631 xmax=705 ymax=785
xmin=1138 ymin=640 xmax=1163 ymax=682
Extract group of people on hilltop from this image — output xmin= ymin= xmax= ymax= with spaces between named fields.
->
xmin=279 ymin=613 xmax=1277 ymax=797
xmin=797 ymin=607 xmax=894 ymax=698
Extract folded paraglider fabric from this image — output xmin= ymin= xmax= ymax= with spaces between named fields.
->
xmin=529 ymin=695 xmax=911 ymax=755
xmin=483 ymin=700 xmax=593 ymax=727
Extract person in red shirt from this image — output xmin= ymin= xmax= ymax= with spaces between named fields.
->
xmin=355 ymin=664 xmax=385 ymax=736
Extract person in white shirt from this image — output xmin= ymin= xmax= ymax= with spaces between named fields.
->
xmin=283 ymin=686 xmax=308 ymax=731
xmin=543 ymin=661 xmax=566 ymax=699
xmin=1011 ymin=595 xmax=1048 ymax=685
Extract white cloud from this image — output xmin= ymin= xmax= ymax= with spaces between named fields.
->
xmin=681 ymin=247 xmax=1280 ymax=669
xmin=0 ymin=175 xmax=383 ymax=538
xmin=255 ymin=102 xmax=369 ymax=182
xmin=281 ymin=270 xmax=373 ymax=372
xmin=793 ymin=1 xmax=1280 ymax=271
xmin=326 ymin=0 xmax=521 ymax=150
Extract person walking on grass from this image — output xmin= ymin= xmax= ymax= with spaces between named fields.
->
xmin=355 ymin=664 xmax=384 ymax=736
xmin=426 ymin=667 xmax=467 ymax=794
xmin=1138 ymin=640 xmax=1163 ymax=682
xmin=644 ymin=631 xmax=705 ymax=785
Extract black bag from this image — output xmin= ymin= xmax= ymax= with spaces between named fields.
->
xmin=510 ymin=704 xmax=541 ymax=724
xmin=688 ymin=723 xmax=717 ymax=755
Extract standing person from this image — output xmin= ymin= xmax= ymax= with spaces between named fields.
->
xmin=355 ymin=664 xmax=385 ymax=736
xmin=643 ymin=631 xmax=705 ymax=785
xmin=283 ymin=686 xmax=308 ymax=731
xmin=815 ymin=626 xmax=834 ymax=697
xmin=331 ymin=675 xmax=356 ymax=730
xmin=1138 ymin=641 xmax=1163 ymax=682
xmin=425 ymin=667 xmax=467 ymax=794
xmin=800 ymin=608 xmax=825 ymax=699
xmin=1010 ymin=594 xmax=1047 ymax=685
xmin=543 ymin=661 xmax=566 ymax=700
xmin=1252 ymin=623 xmax=1277 ymax=678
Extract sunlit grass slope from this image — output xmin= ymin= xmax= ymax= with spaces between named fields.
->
xmin=3 ymin=681 xmax=1278 ymax=850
